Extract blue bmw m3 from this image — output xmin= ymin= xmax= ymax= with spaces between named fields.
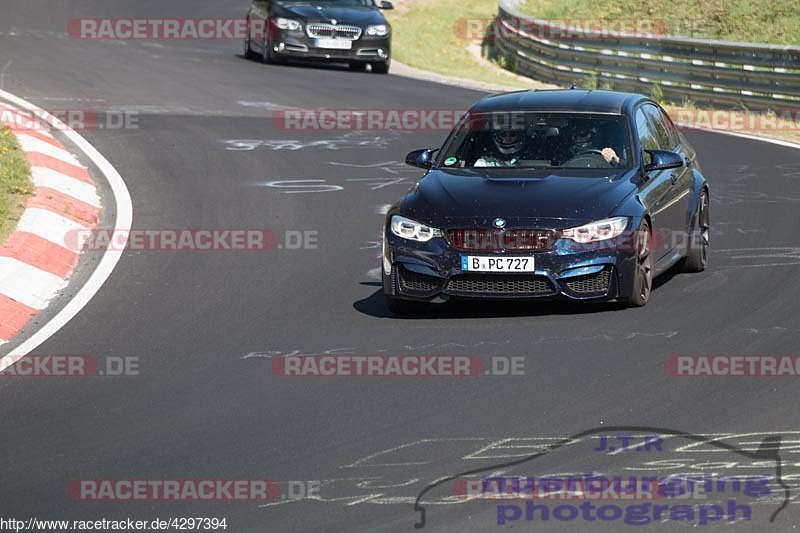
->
xmin=382 ymin=90 xmax=710 ymax=314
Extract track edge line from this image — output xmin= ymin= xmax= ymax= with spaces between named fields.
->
xmin=0 ymin=89 xmax=133 ymax=364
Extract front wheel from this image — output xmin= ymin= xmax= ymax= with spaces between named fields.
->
xmin=261 ymin=35 xmax=278 ymax=64
xmin=243 ymin=31 xmax=258 ymax=60
xmin=372 ymin=60 xmax=390 ymax=74
xmin=625 ymin=222 xmax=654 ymax=307
xmin=683 ymin=190 xmax=709 ymax=273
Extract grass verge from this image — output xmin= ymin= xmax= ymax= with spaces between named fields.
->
xmin=0 ymin=125 xmax=33 ymax=244
xmin=386 ymin=0 xmax=545 ymax=90
xmin=388 ymin=0 xmax=800 ymax=145
xmin=521 ymin=0 xmax=799 ymax=45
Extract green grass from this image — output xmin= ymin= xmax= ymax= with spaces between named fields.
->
xmin=521 ymin=0 xmax=800 ymax=44
xmin=386 ymin=0 xmax=543 ymax=89
xmin=0 ymin=125 xmax=33 ymax=244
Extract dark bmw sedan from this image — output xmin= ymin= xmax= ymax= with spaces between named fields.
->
xmin=244 ymin=0 xmax=393 ymax=73
xmin=383 ymin=90 xmax=711 ymax=314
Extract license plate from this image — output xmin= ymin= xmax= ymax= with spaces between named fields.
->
xmin=461 ymin=256 xmax=535 ymax=272
xmin=315 ymin=39 xmax=352 ymax=50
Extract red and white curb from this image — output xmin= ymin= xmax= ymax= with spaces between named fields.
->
xmin=0 ymin=103 xmax=102 ymax=345
xmin=0 ymin=89 xmax=132 ymax=371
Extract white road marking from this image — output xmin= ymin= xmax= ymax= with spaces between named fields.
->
xmin=260 ymin=180 xmax=343 ymax=193
xmin=21 ymin=96 xmax=107 ymax=103
xmin=0 ymin=88 xmax=133 ymax=366
xmin=345 ymin=177 xmax=408 ymax=190
xmin=237 ymin=100 xmax=297 ymax=111
xmin=224 ymin=133 xmax=394 ymax=151
xmin=341 ymin=438 xmax=488 ymax=468
xmin=16 ymin=207 xmax=89 ymax=249
xmin=31 ymin=166 xmax=102 ymax=207
xmin=0 ymin=257 xmax=67 ymax=310
xmin=745 ymin=327 xmax=791 ymax=335
xmin=622 ymin=331 xmax=679 ymax=339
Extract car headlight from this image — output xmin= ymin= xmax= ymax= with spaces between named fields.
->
xmin=390 ymin=215 xmax=442 ymax=242
xmin=274 ymin=18 xmax=302 ymax=31
xmin=366 ymin=24 xmax=389 ymax=36
xmin=382 ymin=229 xmax=391 ymax=274
xmin=561 ymin=217 xmax=628 ymax=243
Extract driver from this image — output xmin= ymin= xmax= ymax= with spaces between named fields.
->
xmin=569 ymin=126 xmax=620 ymax=165
xmin=474 ymin=127 xmax=525 ymax=167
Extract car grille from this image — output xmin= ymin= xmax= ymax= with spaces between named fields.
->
xmin=306 ymin=23 xmax=362 ymax=40
xmin=563 ymin=268 xmax=612 ymax=295
xmin=398 ymin=267 xmax=443 ymax=294
xmin=446 ymin=275 xmax=555 ymax=296
xmin=447 ymin=229 xmax=556 ymax=251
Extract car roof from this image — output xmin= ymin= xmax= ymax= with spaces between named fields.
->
xmin=469 ymin=89 xmax=648 ymax=115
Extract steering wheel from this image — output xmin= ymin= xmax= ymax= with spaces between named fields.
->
xmin=562 ymin=149 xmax=610 ymax=168
xmin=576 ymin=149 xmax=605 ymax=157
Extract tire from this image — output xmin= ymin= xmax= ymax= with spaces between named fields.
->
xmin=243 ymin=28 xmax=258 ymax=60
xmin=683 ymin=190 xmax=709 ymax=273
xmin=372 ymin=60 xmax=390 ymax=74
xmin=384 ymin=295 xmax=428 ymax=316
xmin=626 ymin=221 xmax=654 ymax=307
xmin=261 ymin=35 xmax=277 ymax=64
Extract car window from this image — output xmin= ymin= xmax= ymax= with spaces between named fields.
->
xmin=659 ymin=108 xmax=681 ymax=148
xmin=635 ymin=108 xmax=659 ymax=152
xmin=437 ymin=112 xmax=631 ymax=170
xmin=643 ymin=104 xmax=675 ymax=150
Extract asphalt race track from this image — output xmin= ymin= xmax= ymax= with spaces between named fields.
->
xmin=2 ymin=1 xmax=800 ymax=531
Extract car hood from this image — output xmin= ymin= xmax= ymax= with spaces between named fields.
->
xmin=274 ymin=4 xmax=386 ymax=25
xmin=401 ymin=168 xmax=637 ymax=229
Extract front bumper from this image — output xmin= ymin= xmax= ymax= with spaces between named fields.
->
xmin=271 ymin=29 xmax=390 ymax=63
xmin=382 ymin=228 xmax=639 ymax=302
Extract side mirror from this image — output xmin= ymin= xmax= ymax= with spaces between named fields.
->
xmin=643 ymin=149 xmax=684 ymax=172
xmin=380 ymin=1 xmax=394 ymax=9
xmin=405 ymin=148 xmax=435 ymax=169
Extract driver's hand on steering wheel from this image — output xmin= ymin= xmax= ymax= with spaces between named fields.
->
xmin=601 ymin=147 xmax=620 ymax=165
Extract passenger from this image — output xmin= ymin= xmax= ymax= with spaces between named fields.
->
xmin=567 ymin=125 xmax=621 ymax=165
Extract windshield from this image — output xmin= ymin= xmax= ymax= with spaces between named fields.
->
xmin=438 ymin=112 xmax=631 ymax=170
xmin=276 ymin=0 xmax=376 ymax=6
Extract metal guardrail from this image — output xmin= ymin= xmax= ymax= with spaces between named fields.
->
xmin=493 ymin=0 xmax=800 ymax=110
